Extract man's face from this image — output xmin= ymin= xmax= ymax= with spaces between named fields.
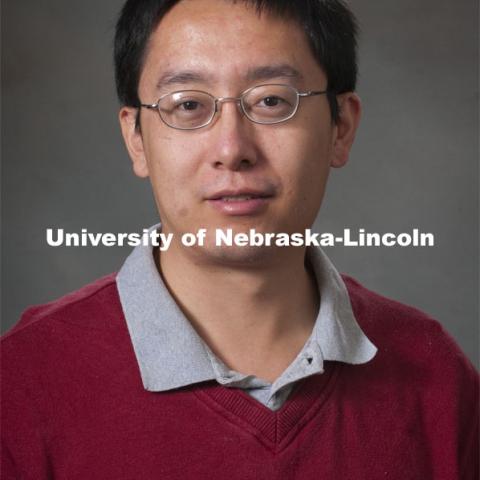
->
xmin=121 ymin=0 xmax=358 ymax=265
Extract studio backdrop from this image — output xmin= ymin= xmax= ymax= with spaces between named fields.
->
xmin=2 ymin=0 xmax=478 ymax=366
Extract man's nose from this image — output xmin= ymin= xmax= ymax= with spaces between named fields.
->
xmin=210 ymin=99 xmax=259 ymax=171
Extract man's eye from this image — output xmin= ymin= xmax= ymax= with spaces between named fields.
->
xmin=259 ymin=96 xmax=284 ymax=107
xmin=177 ymin=101 xmax=200 ymax=111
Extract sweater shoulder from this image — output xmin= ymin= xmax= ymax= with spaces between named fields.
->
xmin=2 ymin=273 xmax=121 ymax=345
xmin=341 ymin=274 xmax=477 ymax=375
xmin=342 ymin=273 xmax=439 ymax=330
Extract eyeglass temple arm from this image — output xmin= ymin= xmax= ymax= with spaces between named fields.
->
xmin=299 ymin=90 xmax=330 ymax=98
xmin=140 ymin=103 xmax=159 ymax=109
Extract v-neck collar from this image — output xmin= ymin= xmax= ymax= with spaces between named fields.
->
xmin=193 ymin=362 xmax=341 ymax=451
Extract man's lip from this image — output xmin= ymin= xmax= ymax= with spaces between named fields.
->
xmin=206 ymin=195 xmax=272 ymax=216
xmin=206 ymin=189 xmax=274 ymax=200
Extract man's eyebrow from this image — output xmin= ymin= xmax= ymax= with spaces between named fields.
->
xmin=156 ymin=70 xmax=213 ymax=90
xmin=245 ymin=64 xmax=304 ymax=82
xmin=155 ymin=64 xmax=303 ymax=91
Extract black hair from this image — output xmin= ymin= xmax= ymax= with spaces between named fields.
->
xmin=114 ymin=0 xmax=358 ymax=123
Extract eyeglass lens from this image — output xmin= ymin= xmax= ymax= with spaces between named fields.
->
xmin=157 ymin=84 xmax=299 ymax=129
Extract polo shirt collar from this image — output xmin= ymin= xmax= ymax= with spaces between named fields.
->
xmin=116 ymin=225 xmax=377 ymax=392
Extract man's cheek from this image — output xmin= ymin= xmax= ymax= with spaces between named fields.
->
xmin=177 ymin=207 xmax=190 ymax=218
xmin=169 ymin=191 xmax=192 ymax=219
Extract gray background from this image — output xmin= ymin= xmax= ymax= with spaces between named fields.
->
xmin=2 ymin=0 xmax=478 ymax=367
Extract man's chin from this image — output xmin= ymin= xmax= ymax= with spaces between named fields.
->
xmin=187 ymin=242 xmax=283 ymax=269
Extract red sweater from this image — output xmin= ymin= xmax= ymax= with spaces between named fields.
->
xmin=1 ymin=274 xmax=478 ymax=479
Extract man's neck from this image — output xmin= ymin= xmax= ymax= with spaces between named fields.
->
xmin=156 ymin=244 xmax=319 ymax=383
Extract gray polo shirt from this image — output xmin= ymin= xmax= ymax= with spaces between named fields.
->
xmin=117 ymin=225 xmax=377 ymax=411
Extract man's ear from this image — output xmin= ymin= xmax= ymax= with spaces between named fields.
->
xmin=331 ymin=92 xmax=362 ymax=168
xmin=119 ymin=107 xmax=149 ymax=178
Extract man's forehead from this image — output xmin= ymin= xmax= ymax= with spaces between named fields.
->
xmin=145 ymin=0 xmax=307 ymax=57
xmin=140 ymin=0 xmax=323 ymax=91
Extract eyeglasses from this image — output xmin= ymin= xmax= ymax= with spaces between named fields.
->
xmin=140 ymin=84 xmax=328 ymax=130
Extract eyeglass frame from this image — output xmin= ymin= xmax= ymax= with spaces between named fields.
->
xmin=139 ymin=83 xmax=329 ymax=130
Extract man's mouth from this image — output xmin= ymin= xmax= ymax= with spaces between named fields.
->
xmin=208 ymin=188 xmax=274 ymax=200
xmin=206 ymin=190 xmax=274 ymax=216
xmin=216 ymin=194 xmax=269 ymax=202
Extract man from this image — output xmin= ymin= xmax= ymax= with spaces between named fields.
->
xmin=2 ymin=0 xmax=478 ymax=478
